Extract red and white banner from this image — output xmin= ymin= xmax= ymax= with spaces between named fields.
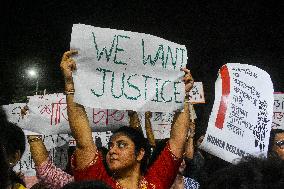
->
xmin=200 ymin=63 xmax=274 ymax=163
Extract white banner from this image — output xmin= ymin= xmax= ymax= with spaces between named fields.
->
xmin=143 ymin=104 xmax=197 ymax=139
xmin=3 ymin=89 xmax=203 ymax=137
xmin=272 ymin=92 xmax=284 ymax=130
xmin=188 ymin=82 xmax=205 ymax=104
xmin=2 ymin=103 xmax=28 ymax=127
xmin=70 ymin=24 xmax=187 ymax=112
xmin=200 ymin=63 xmax=274 ymax=163
xmin=26 ymin=93 xmax=128 ymax=134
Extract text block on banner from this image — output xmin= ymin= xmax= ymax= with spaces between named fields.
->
xmin=272 ymin=92 xmax=284 ymax=130
xmin=140 ymin=103 xmax=197 ymax=139
xmin=200 ymin=63 xmax=274 ymax=163
xmin=70 ymin=24 xmax=187 ymax=112
xmin=5 ymin=93 xmax=128 ymax=135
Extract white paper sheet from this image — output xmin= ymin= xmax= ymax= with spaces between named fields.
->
xmin=70 ymin=24 xmax=187 ymax=112
xmin=200 ymin=63 xmax=274 ymax=163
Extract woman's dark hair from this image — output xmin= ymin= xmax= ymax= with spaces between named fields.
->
xmin=148 ymin=138 xmax=169 ymax=167
xmin=61 ymin=180 xmax=112 ymax=189
xmin=185 ymin=152 xmax=230 ymax=186
xmin=111 ymin=126 xmax=151 ymax=174
xmin=30 ymin=182 xmax=49 ymax=189
xmin=0 ymin=142 xmax=10 ymax=189
xmin=0 ymin=107 xmax=26 ymax=187
xmin=268 ymin=129 xmax=284 ymax=158
xmin=1 ymin=121 xmax=26 ymax=159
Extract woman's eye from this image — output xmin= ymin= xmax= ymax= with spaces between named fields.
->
xmin=118 ymin=142 xmax=127 ymax=148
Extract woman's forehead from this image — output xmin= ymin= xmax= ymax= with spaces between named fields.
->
xmin=110 ymin=132 xmax=133 ymax=142
xmin=275 ymin=132 xmax=284 ymax=140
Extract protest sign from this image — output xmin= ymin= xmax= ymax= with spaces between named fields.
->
xmin=70 ymin=24 xmax=187 ymax=112
xmin=200 ymin=63 xmax=274 ymax=163
xmin=2 ymin=103 xmax=28 ymax=127
xmin=272 ymin=92 xmax=284 ymax=130
xmin=3 ymin=89 xmax=203 ymax=137
xmin=68 ymin=131 xmax=113 ymax=147
xmin=25 ymin=93 xmax=128 ymax=134
xmin=188 ymin=82 xmax=205 ymax=104
xmin=138 ymin=103 xmax=197 ymax=139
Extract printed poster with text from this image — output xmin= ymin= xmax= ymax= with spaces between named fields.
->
xmin=200 ymin=63 xmax=274 ymax=163
xmin=70 ymin=24 xmax=187 ymax=112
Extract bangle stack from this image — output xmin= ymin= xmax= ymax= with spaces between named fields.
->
xmin=64 ymin=89 xmax=75 ymax=95
xmin=184 ymin=93 xmax=190 ymax=103
xmin=188 ymin=131 xmax=195 ymax=138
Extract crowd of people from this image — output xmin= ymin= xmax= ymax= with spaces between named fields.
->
xmin=1 ymin=50 xmax=284 ymax=189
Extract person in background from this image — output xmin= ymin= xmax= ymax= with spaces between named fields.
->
xmin=171 ymin=117 xmax=200 ymax=189
xmin=268 ymin=129 xmax=284 ymax=160
xmin=60 ymin=50 xmax=194 ymax=188
xmin=27 ymin=135 xmax=74 ymax=189
xmin=0 ymin=141 xmax=10 ymax=189
xmin=0 ymin=107 xmax=26 ymax=189
xmin=29 ymin=182 xmax=48 ymax=189
xmin=20 ymin=105 xmax=73 ymax=189
xmin=144 ymin=111 xmax=156 ymax=148
xmin=203 ymin=156 xmax=284 ymax=189
xmin=0 ymin=108 xmax=10 ymax=189
xmin=183 ymin=132 xmax=230 ymax=187
xmin=128 ymin=110 xmax=156 ymax=148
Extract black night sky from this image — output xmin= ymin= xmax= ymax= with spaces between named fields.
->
xmin=2 ymin=1 xmax=284 ymax=126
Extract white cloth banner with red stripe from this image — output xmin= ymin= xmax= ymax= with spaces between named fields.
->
xmin=200 ymin=63 xmax=274 ymax=163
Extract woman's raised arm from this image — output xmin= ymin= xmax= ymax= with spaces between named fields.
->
xmin=60 ymin=50 xmax=97 ymax=170
xmin=169 ymin=68 xmax=194 ymax=158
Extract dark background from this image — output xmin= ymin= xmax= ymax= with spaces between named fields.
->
xmin=2 ymin=0 xmax=284 ymax=129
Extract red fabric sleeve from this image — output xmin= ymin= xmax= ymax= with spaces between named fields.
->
xmin=145 ymin=142 xmax=182 ymax=189
xmin=71 ymin=151 xmax=116 ymax=187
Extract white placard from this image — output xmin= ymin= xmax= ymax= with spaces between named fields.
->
xmin=25 ymin=93 xmax=128 ymax=134
xmin=272 ymin=92 xmax=284 ymax=130
xmin=68 ymin=131 xmax=113 ymax=147
xmin=2 ymin=103 xmax=28 ymax=127
xmin=188 ymin=82 xmax=205 ymax=104
xmin=200 ymin=63 xmax=274 ymax=163
xmin=146 ymin=103 xmax=197 ymax=139
xmin=70 ymin=24 xmax=187 ymax=112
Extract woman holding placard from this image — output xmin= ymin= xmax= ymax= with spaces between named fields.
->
xmin=60 ymin=50 xmax=194 ymax=189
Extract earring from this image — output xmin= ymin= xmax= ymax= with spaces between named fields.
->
xmin=9 ymin=162 xmax=15 ymax=167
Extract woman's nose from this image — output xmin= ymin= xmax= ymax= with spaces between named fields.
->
xmin=108 ymin=145 xmax=118 ymax=154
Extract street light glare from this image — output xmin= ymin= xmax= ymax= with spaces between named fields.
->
xmin=28 ymin=69 xmax=37 ymax=78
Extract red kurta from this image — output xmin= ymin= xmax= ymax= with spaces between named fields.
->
xmin=72 ymin=142 xmax=182 ymax=189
